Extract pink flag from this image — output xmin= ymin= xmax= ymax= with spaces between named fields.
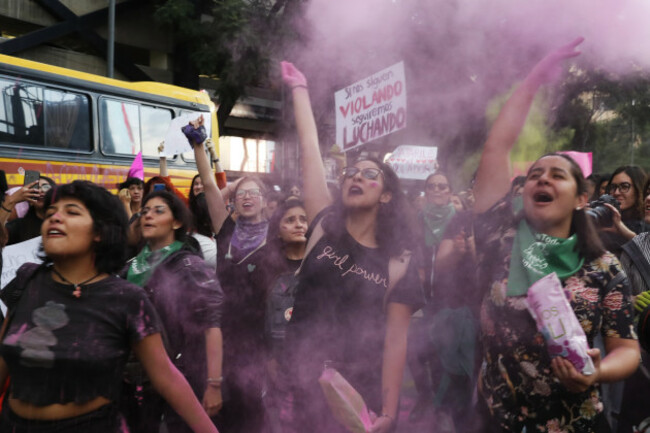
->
xmin=558 ymin=151 xmax=592 ymax=178
xmin=127 ymin=152 xmax=144 ymax=180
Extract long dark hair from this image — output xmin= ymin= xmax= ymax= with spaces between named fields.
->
xmin=141 ymin=191 xmax=192 ymax=244
xmin=529 ymin=153 xmax=605 ymax=261
xmin=609 ymin=165 xmax=647 ymax=222
xmin=324 ymin=157 xmax=416 ymax=257
xmin=267 ymin=198 xmax=307 ymax=252
xmin=41 ymin=181 xmax=128 ymax=274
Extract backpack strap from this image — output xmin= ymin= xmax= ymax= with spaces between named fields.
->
xmin=602 ymin=271 xmax=626 ymax=300
xmin=622 ymin=240 xmax=650 ymax=291
xmin=383 ymin=250 xmax=412 ymax=310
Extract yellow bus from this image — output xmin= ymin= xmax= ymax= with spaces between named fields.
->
xmin=0 ymin=54 xmax=218 ymax=194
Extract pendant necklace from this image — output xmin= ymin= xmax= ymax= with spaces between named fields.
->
xmin=51 ymin=267 xmax=102 ymax=298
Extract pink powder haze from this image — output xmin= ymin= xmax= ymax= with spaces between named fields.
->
xmin=286 ymin=0 xmax=650 ymax=163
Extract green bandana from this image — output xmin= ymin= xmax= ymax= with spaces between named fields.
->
xmin=421 ymin=203 xmax=456 ymax=248
xmin=127 ymin=241 xmax=184 ymax=287
xmin=507 ymin=219 xmax=584 ymax=296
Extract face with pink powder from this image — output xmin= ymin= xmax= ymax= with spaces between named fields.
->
xmin=340 ymin=159 xmax=392 ymax=210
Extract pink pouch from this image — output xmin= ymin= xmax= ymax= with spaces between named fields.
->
xmin=318 ymin=367 xmax=372 ymax=433
xmin=526 ymin=272 xmax=595 ymax=375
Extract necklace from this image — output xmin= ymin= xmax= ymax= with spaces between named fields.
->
xmin=51 ymin=267 xmax=102 ymax=298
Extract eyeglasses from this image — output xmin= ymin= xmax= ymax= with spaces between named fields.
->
xmin=235 ymin=188 xmax=262 ymax=199
xmin=141 ymin=205 xmax=168 ymax=215
xmin=608 ymin=182 xmax=632 ymax=194
xmin=39 ymin=183 xmax=52 ymax=192
xmin=340 ymin=167 xmax=383 ymax=180
xmin=426 ymin=183 xmax=449 ymax=191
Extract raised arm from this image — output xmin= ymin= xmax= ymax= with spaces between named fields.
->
xmin=473 ymin=38 xmax=583 ymax=213
xmin=281 ymin=61 xmax=331 ymax=223
xmin=158 ymin=142 xmax=169 ymax=177
xmin=188 ymin=124 xmax=230 ymax=234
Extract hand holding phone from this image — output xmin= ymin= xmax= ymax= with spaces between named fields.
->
xmin=24 ymin=170 xmax=40 ymax=188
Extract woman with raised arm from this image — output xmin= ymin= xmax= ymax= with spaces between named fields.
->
xmin=280 ymin=62 xmax=424 ymax=433
xmin=473 ymin=39 xmax=639 ymax=432
xmin=185 ymin=119 xmax=272 ymax=433
xmin=0 ymin=180 xmax=218 ymax=433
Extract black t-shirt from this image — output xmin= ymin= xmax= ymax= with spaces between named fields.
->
xmin=6 ymin=207 xmax=42 ymax=246
xmin=432 ymin=211 xmax=479 ymax=312
xmin=285 ymin=209 xmax=424 ymax=411
xmin=215 ymin=216 xmax=273 ymax=368
xmin=0 ymin=263 xmax=160 ymax=406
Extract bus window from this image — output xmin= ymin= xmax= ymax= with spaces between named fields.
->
xmin=44 ymin=89 xmax=91 ymax=151
xmin=141 ymin=105 xmax=172 ymax=157
xmin=0 ymin=78 xmax=44 ymax=146
xmin=100 ymin=98 xmax=141 ymax=155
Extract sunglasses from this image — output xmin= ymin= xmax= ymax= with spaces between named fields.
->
xmin=141 ymin=205 xmax=168 ymax=215
xmin=38 ymin=183 xmax=52 ymax=192
xmin=235 ymin=188 xmax=262 ymax=199
xmin=426 ymin=183 xmax=449 ymax=191
xmin=340 ymin=167 xmax=383 ymax=180
xmin=608 ymin=182 xmax=632 ymax=194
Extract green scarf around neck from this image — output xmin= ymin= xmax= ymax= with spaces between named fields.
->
xmin=507 ymin=219 xmax=584 ymax=296
xmin=422 ymin=203 xmax=456 ymax=248
xmin=127 ymin=241 xmax=184 ymax=287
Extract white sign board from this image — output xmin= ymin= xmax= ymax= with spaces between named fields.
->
xmin=386 ymin=145 xmax=438 ymax=180
xmin=162 ymin=113 xmax=212 ymax=157
xmin=335 ymin=62 xmax=407 ymax=152
xmin=1 ymin=236 xmax=43 ymax=315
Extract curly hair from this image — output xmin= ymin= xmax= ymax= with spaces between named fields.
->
xmin=323 ymin=157 xmax=416 ymax=257
xmin=42 ymin=181 xmax=129 ymax=274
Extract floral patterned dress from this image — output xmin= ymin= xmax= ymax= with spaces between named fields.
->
xmin=475 ymin=195 xmax=637 ymax=433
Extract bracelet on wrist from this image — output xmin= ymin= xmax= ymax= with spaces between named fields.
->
xmin=291 ymin=84 xmax=308 ymax=90
xmin=379 ymin=413 xmax=394 ymax=424
xmin=213 ymin=158 xmax=220 ymax=163
xmin=207 ymin=376 xmax=223 ymax=387
xmin=1 ymin=204 xmax=11 ymax=213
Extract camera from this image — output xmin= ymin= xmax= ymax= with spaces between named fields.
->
xmin=586 ymin=194 xmax=620 ymax=227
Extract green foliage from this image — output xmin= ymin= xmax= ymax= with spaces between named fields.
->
xmin=485 ymin=86 xmax=575 ymax=166
xmin=152 ymin=0 xmax=301 ymax=119
xmin=554 ymin=69 xmax=650 ymax=173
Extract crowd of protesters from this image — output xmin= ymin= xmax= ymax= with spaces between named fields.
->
xmin=0 ymin=40 xmax=649 ymax=433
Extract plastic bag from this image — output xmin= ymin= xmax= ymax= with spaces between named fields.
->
xmin=318 ymin=367 xmax=372 ymax=433
xmin=526 ymin=272 xmax=595 ymax=375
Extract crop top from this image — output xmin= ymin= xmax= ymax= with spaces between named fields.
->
xmin=0 ymin=263 xmax=160 ymax=406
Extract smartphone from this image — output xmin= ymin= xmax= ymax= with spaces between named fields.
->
xmin=153 ymin=183 xmax=166 ymax=192
xmin=24 ymin=170 xmax=40 ymax=188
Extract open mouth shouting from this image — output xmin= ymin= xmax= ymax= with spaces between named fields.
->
xmin=533 ymin=191 xmax=554 ymax=204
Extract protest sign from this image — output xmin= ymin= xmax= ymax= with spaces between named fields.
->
xmin=162 ymin=113 xmax=212 ymax=157
xmin=1 ymin=236 xmax=42 ymax=314
xmin=558 ymin=151 xmax=592 ymax=178
xmin=335 ymin=62 xmax=407 ymax=152
xmin=386 ymin=145 xmax=438 ymax=180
